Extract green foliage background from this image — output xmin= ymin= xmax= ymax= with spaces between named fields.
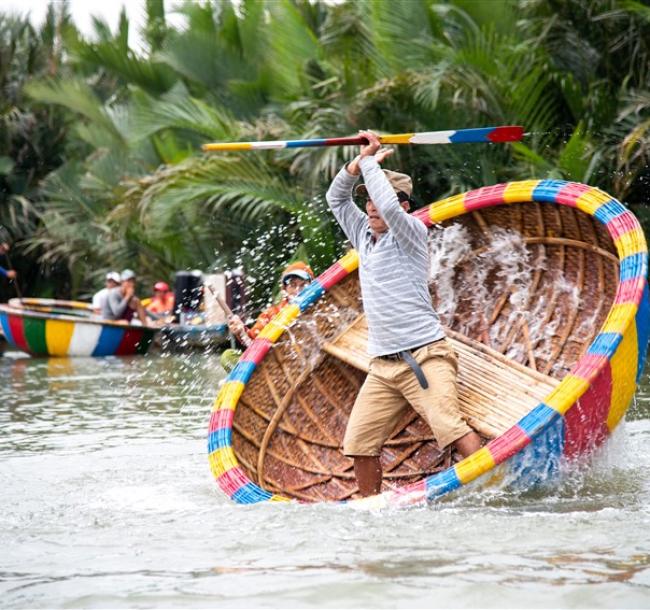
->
xmin=1 ymin=0 xmax=649 ymax=313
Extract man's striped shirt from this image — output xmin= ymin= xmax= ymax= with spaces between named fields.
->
xmin=326 ymin=156 xmax=445 ymax=357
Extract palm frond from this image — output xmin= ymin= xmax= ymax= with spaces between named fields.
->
xmin=141 ymin=0 xmax=167 ymax=53
xmin=65 ymin=34 xmax=176 ymax=94
xmin=319 ymin=3 xmax=379 ymax=90
xmin=556 ymin=122 xmax=593 ymax=182
xmin=365 ymin=0 xmax=439 ymax=74
xmin=265 ymin=0 xmax=321 ymax=99
xmin=155 ymin=27 xmax=254 ymax=102
xmin=25 ymin=77 xmax=125 ymax=146
xmin=127 ymin=83 xmax=239 ymax=142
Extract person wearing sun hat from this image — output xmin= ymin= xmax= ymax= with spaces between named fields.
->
xmin=280 ymin=261 xmax=314 ymax=285
xmin=226 ymin=261 xmax=314 ymax=348
xmin=325 ymin=130 xmax=481 ymax=497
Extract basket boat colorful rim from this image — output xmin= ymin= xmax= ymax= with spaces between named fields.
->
xmin=0 ymin=298 xmax=157 ymax=357
xmin=6 ymin=297 xmax=95 ymax=319
xmin=12 ymin=297 xmax=93 ymax=312
xmin=208 ymin=179 xmax=650 ymax=508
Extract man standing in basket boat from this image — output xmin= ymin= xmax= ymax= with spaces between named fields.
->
xmin=326 ymin=130 xmax=481 ymax=497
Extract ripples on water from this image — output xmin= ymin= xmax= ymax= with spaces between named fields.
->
xmin=1 ymin=351 xmax=649 ymax=609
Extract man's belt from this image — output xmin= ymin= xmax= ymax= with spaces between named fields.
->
xmin=376 ymin=340 xmax=443 ymax=389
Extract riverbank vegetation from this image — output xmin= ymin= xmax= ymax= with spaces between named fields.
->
xmin=1 ymin=0 xmax=649 ymax=310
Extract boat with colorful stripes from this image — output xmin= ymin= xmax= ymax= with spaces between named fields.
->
xmin=208 ymin=179 xmax=649 ymax=508
xmin=0 ymin=298 xmax=156 ymax=357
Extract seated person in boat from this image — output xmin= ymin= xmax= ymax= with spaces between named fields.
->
xmin=92 ymin=271 xmax=121 ymax=314
xmin=227 ymin=261 xmax=314 ymax=348
xmin=325 ymin=130 xmax=481 ymax=497
xmin=100 ymin=269 xmax=148 ymax=325
xmin=0 ymin=242 xmax=17 ymax=281
xmin=146 ymin=281 xmax=175 ymax=320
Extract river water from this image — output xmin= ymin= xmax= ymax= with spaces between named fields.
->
xmin=1 ymin=350 xmax=649 ymax=609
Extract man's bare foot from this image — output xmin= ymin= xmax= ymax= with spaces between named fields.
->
xmin=354 ymin=456 xmax=382 ymax=496
xmin=453 ymin=431 xmax=482 ymax=458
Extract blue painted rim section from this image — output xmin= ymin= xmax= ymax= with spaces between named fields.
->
xmin=91 ymin=325 xmax=125 ymax=356
xmin=232 ymin=482 xmax=274 ymax=504
xmin=296 ymin=281 xmax=325 ymax=312
xmin=425 ymin=466 xmax=461 ymax=500
xmin=636 ymin=281 xmax=650 ymax=382
xmin=587 ymin=332 xmax=623 ymax=357
xmin=229 ymin=361 xmax=256 ymax=385
xmin=593 ymin=200 xmax=627 ymax=224
xmin=508 ymin=415 xmax=565 ymax=487
xmin=517 ymin=404 xmax=561 ymax=437
xmin=208 ymin=427 xmax=232 ymax=452
xmin=0 ymin=311 xmax=15 ymax=345
xmin=448 ymin=127 xmax=491 ymax=143
xmin=620 ymin=253 xmax=647 ymax=282
xmin=532 ymin=180 xmax=568 ymax=202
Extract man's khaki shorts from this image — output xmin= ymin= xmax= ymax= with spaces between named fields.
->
xmin=343 ymin=339 xmax=472 ymax=456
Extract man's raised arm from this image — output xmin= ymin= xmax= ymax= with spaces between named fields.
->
xmin=325 ymin=162 xmax=368 ymax=251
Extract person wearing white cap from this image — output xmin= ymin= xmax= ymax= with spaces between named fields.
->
xmin=92 ymin=271 xmax=121 ymax=315
xmin=99 ymin=269 xmax=148 ymax=325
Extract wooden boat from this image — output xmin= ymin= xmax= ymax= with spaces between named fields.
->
xmin=158 ymin=321 xmax=229 ymax=351
xmin=208 ymin=180 xmax=649 ymax=507
xmin=147 ymin=271 xmax=238 ymax=352
xmin=0 ymin=298 xmax=156 ymax=357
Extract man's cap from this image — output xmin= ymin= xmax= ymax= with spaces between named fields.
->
xmin=106 ymin=271 xmax=121 ymax=283
xmin=355 ymin=169 xmax=413 ymax=199
xmin=281 ymin=261 xmax=314 ymax=284
xmin=121 ymin=269 xmax=136 ymax=281
xmin=154 ymin=281 xmax=170 ymax=292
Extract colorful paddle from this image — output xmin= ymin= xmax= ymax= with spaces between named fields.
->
xmin=206 ymin=283 xmax=251 ymax=348
xmin=202 ymin=125 xmax=525 ymax=152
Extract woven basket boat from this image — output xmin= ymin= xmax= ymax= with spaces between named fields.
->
xmin=0 ymin=298 xmax=156 ymax=357
xmin=208 ymin=180 xmax=649 ymax=508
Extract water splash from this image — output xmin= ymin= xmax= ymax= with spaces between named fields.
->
xmin=428 ymin=223 xmax=586 ymax=373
